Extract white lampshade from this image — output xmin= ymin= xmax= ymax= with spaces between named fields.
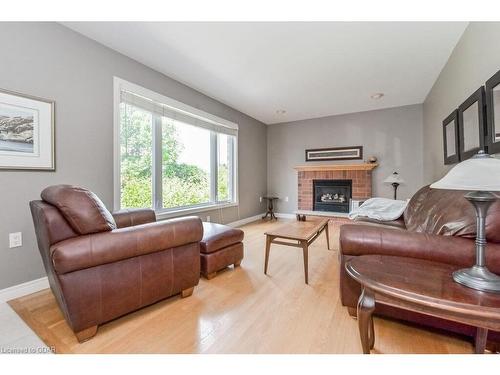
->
xmin=384 ymin=172 xmax=404 ymax=184
xmin=430 ymin=151 xmax=500 ymax=191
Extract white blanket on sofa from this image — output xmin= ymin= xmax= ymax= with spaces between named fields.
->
xmin=348 ymin=197 xmax=408 ymax=221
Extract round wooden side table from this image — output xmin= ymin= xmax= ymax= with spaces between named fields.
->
xmin=345 ymin=255 xmax=500 ymax=354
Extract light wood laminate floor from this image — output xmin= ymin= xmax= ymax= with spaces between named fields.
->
xmin=9 ymin=219 xmax=474 ymax=354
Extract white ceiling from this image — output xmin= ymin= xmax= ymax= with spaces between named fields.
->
xmin=63 ymin=22 xmax=467 ymax=124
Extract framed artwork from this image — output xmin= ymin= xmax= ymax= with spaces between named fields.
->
xmin=457 ymin=87 xmax=486 ymax=161
xmin=442 ymin=110 xmax=460 ymax=165
xmin=0 ymin=88 xmax=55 ymax=170
xmin=305 ymin=146 xmax=363 ymax=162
xmin=485 ymin=69 xmax=500 ymax=154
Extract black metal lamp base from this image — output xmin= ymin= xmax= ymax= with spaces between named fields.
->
xmin=453 ymin=266 xmax=500 ymax=293
xmin=392 ymin=183 xmax=399 ymax=200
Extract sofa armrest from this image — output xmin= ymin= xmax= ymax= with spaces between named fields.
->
xmin=112 ymin=208 xmax=156 ymax=228
xmin=51 ymin=216 xmax=203 ymax=274
xmin=339 ymin=223 xmax=479 ymax=267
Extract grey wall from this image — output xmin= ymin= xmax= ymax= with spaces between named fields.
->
xmin=267 ymin=104 xmax=424 ymax=214
xmin=0 ymin=22 xmax=267 ymax=290
xmin=423 ymin=22 xmax=500 ymax=183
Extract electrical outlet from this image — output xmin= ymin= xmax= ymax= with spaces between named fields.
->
xmin=9 ymin=232 xmax=22 ymax=248
xmin=259 ymin=196 xmax=263 ymax=203
xmin=206 ymin=216 xmax=211 ymax=222
xmin=285 ymin=196 xmax=289 ymax=202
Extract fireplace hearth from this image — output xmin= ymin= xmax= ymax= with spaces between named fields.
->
xmin=313 ymin=179 xmax=352 ymax=213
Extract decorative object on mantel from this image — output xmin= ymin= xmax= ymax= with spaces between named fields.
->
xmin=431 ymin=150 xmax=500 ymax=292
xmin=383 ymin=171 xmax=404 ymax=200
xmin=305 ymin=146 xmax=362 ymax=162
xmin=0 ymin=88 xmax=55 ymax=170
xmin=367 ymin=156 xmax=377 ymax=164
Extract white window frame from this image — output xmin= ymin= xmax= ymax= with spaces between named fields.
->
xmin=113 ymin=77 xmax=239 ymax=218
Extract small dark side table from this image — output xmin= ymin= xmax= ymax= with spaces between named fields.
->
xmin=262 ymin=196 xmax=279 ymax=220
xmin=345 ymin=255 xmax=500 ymax=354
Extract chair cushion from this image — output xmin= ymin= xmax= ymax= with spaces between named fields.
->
xmin=41 ymin=185 xmax=116 ymax=235
xmin=201 ymin=222 xmax=244 ymax=254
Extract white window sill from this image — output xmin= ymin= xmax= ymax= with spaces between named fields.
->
xmin=155 ymin=202 xmax=238 ymax=221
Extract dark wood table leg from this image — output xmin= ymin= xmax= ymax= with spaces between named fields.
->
xmin=325 ymin=222 xmax=331 ymax=250
xmin=269 ymin=199 xmax=277 ymax=220
xmin=475 ymin=327 xmax=488 ymax=354
xmin=301 ymin=240 xmax=309 ymax=284
xmin=262 ymin=198 xmax=277 ymax=220
xmin=357 ymin=287 xmax=375 ymax=354
xmin=264 ymin=235 xmax=272 ymax=275
xmin=368 ymin=313 xmax=375 ymax=350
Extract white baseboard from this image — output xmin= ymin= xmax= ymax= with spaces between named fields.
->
xmin=274 ymin=212 xmax=296 ymax=219
xmin=0 ymin=276 xmax=49 ymax=303
xmin=227 ymin=213 xmax=265 ymax=227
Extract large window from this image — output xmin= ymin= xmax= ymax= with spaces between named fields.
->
xmin=115 ymin=78 xmax=238 ymax=215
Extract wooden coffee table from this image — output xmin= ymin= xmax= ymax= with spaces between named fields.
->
xmin=345 ymin=255 xmax=500 ymax=354
xmin=264 ymin=218 xmax=330 ymax=284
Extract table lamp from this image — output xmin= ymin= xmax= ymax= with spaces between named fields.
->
xmin=384 ymin=172 xmax=404 ymax=200
xmin=430 ymin=150 xmax=500 ymax=293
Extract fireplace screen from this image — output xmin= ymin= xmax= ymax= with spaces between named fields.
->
xmin=313 ymin=179 xmax=352 ymax=213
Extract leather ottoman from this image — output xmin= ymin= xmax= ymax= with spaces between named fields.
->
xmin=200 ymin=222 xmax=244 ymax=279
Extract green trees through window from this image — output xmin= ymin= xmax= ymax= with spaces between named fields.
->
xmin=161 ymin=117 xmax=210 ymax=208
xmin=120 ymin=103 xmax=233 ymax=210
xmin=120 ymin=104 xmax=153 ymax=208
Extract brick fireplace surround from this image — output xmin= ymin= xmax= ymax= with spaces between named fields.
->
xmin=295 ymin=164 xmax=378 ymax=211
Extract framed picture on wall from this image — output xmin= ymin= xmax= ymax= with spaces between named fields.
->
xmin=0 ymin=88 xmax=55 ymax=170
xmin=485 ymin=69 xmax=500 ymax=154
xmin=442 ymin=110 xmax=460 ymax=165
xmin=305 ymin=146 xmax=363 ymax=162
xmin=457 ymin=87 xmax=486 ymax=161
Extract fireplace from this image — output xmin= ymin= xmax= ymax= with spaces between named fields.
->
xmin=313 ymin=179 xmax=352 ymax=213
xmin=296 ymin=163 xmax=377 ymax=213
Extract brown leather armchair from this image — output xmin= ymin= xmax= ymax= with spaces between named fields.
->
xmin=30 ymin=185 xmax=203 ymax=342
xmin=339 ymin=185 xmax=500 ymax=343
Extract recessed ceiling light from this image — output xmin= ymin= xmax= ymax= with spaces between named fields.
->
xmin=276 ymin=109 xmax=287 ymax=115
xmin=370 ymin=93 xmax=384 ymax=100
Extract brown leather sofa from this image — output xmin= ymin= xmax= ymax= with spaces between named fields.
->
xmin=339 ymin=185 xmax=500 ymax=344
xmin=30 ymin=185 xmax=203 ymax=342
